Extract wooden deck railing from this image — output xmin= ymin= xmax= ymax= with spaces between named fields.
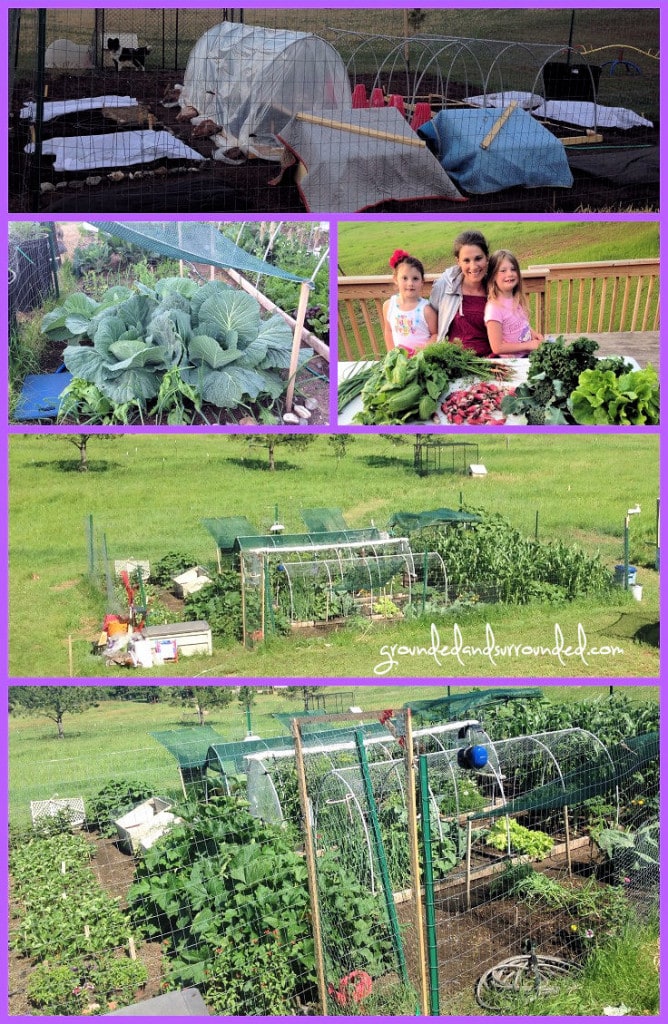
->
xmin=337 ymin=259 xmax=659 ymax=360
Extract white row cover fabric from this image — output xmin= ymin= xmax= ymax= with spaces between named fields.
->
xmin=466 ymin=92 xmax=653 ymax=129
xmin=179 ymin=22 xmax=352 ymax=159
xmin=278 ymin=108 xmax=465 ymax=213
xmin=25 ymin=130 xmax=203 ymax=172
xmin=20 ymin=96 xmax=138 ymax=122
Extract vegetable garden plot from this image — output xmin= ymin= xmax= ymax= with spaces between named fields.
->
xmin=10 ymin=9 xmax=659 ymax=213
xmin=9 ymin=691 xmax=659 ymax=1015
xmin=293 ymin=708 xmax=658 ymax=1015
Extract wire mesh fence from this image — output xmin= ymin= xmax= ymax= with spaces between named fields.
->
xmin=8 ymin=687 xmax=659 ymax=1015
xmin=10 ymin=7 xmax=659 ymax=213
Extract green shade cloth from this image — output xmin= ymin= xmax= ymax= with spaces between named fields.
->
xmin=90 ymin=221 xmax=308 ymax=283
xmin=405 ymin=688 xmax=544 ymax=723
xmin=150 ymin=725 xmax=225 ymax=770
xmin=388 ymin=508 xmax=481 ymax=534
xmin=201 ymin=517 xmax=261 ymax=554
xmin=300 ymin=507 xmax=350 ymax=532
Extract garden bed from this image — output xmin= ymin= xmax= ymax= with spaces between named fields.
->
xmin=11 ymin=69 xmax=659 ymax=213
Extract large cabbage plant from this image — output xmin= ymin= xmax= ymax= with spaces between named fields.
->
xmin=46 ymin=278 xmax=312 ymax=415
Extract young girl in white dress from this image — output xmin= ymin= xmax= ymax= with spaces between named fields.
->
xmin=383 ymin=249 xmax=437 ymax=354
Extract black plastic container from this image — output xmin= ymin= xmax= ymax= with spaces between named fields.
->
xmin=543 ymin=61 xmax=602 ymax=103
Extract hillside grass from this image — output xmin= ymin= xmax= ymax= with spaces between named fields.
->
xmin=9 ymin=433 xmax=659 ymax=679
xmin=337 ymin=221 xmax=659 ymax=277
xmin=8 ymin=685 xmax=659 ymax=829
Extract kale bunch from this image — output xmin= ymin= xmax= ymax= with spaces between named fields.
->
xmin=502 ymin=335 xmax=599 ymax=425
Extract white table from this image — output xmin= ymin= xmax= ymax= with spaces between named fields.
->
xmin=337 ymin=358 xmax=530 ymax=425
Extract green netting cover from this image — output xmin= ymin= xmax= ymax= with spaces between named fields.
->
xmin=471 ymin=731 xmax=659 ymax=821
xmin=300 ymin=508 xmax=350 ymax=533
xmin=150 ymin=725 xmax=225 ymax=770
xmin=207 ymin=720 xmax=400 ymax=775
xmin=405 ymin=688 xmax=544 ymax=723
xmin=201 ymin=517 xmax=261 ymax=553
xmin=387 ymin=508 xmax=481 ymax=534
xmin=233 ymin=528 xmax=382 ymax=552
xmin=206 ymin=736 xmax=295 ymax=775
xmin=89 ymin=222 xmax=308 ymax=283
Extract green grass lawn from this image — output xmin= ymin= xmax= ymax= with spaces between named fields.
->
xmin=337 ymin=221 xmax=659 ymax=277
xmin=9 ymin=433 xmax=659 ymax=679
xmin=8 ymin=685 xmax=658 ymax=829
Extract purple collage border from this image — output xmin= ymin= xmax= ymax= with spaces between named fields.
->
xmin=2 ymin=2 xmax=664 ymax=1022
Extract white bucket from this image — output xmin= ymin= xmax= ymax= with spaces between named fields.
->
xmin=631 ymin=584 xmax=643 ymax=602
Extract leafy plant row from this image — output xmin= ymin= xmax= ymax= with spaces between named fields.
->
xmin=128 ymin=797 xmax=395 ymax=1015
xmin=10 ymin=831 xmax=147 ymax=1014
xmin=413 ymin=509 xmax=615 ymax=605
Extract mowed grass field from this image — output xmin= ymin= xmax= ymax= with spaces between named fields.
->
xmin=9 ymin=432 xmax=659 ymax=679
xmin=8 ymin=685 xmax=659 ymax=829
xmin=337 ymin=221 xmax=659 ymax=277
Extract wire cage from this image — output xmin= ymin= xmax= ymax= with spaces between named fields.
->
xmin=238 ymin=534 xmax=448 ymax=642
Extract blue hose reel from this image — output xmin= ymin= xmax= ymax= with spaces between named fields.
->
xmin=457 ymin=744 xmax=488 ymax=770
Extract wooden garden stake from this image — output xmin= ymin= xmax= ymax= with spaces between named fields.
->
xmin=285 ymin=280 xmax=310 ymax=412
xmin=404 ymin=710 xmax=429 ymax=1015
xmin=128 ymin=937 xmax=137 ymax=960
xmin=294 ymin=111 xmax=426 ymax=147
xmin=292 ymin=720 xmax=329 ymax=1015
xmin=480 ymin=101 xmax=518 ymax=149
xmin=564 ymin=806 xmax=572 ymax=876
xmin=84 ymin=924 xmax=90 ymax=940
xmin=465 ymin=819 xmax=473 ymax=910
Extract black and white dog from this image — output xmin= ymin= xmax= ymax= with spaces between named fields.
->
xmin=107 ymin=37 xmax=151 ymax=71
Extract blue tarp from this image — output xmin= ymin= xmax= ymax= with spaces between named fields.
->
xmin=418 ymin=107 xmax=573 ymax=194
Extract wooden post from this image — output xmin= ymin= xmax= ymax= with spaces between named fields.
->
xmin=404 ymin=710 xmax=429 ymax=1015
xmin=465 ymin=819 xmax=473 ymax=910
xmin=240 ymin=556 xmax=247 ymax=648
xmin=128 ymin=936 xmax=137 ymax=960
xmin=284 ymin=280 xmax=310 ymax=412
xmin=563 ymin=806 xmax=572 ymax=876
xmin=292 ymin=719 xmax=329 ymax=1015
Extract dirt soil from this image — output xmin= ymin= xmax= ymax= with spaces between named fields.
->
xmin=10 ymin=69 xmax=659 ymax=213
xmin=396 ymin=841 xmax=600 ymax=1012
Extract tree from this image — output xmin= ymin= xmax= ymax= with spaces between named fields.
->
xmin=47 ymin=433 xmax=122 ymax=471
xmin=328 ymin=435 xmax=355 ymax=461
xmin=9 ymin=686 xmax=100 ymax=739
xmin=164 ymin=686 xmax=234 ymax=726
xmin=246 ymin=435 xmax=315 ymax=471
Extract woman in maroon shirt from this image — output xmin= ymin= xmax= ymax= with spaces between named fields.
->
xmin=428 ymin=230 xmax=492 ymax=357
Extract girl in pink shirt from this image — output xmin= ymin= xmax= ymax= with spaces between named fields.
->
xmin=484 ymin=249 xmax=543 ymax=357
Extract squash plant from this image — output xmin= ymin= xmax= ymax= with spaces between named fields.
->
xmin=43 ymin=278 xmax=313 ymax=421
xmin=127 ymin=797 xmax=395 ymax=1011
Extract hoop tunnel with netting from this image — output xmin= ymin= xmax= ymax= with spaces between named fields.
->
xmin=200 ymin=520 xmax=449 ymax=643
